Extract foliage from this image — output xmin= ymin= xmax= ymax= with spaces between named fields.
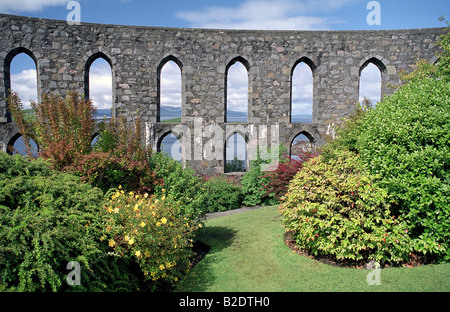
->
xmin=101 ymin=188 xmax=201 ymax=289
xmin=261 ymin=146 xmax=319 ymax=201
xmin=0 ymin=151 xmax=53 ymax=180
xmin=6 ymin=91 xmax=36 ymax=157
xmin=0 ymin=172 xmax=101 ymax=291
xmin=149 ymin=152 xmax=208 ymax=220
xmin=281 ymin=150 xmax=413 ymax=265
xmin=317 ymin=26 xmax=450 ymax=262
xmin=240 ymin=147 xmax=285 ymax=206
xmin=202 ymin=175 xmax=243 ymax=212
xmin=224 ymin=157 xmax=246 ymax=173
xmin=435 ymin=17 xmax=450 ymax=80
xmin=354 ymin=76 xmax=450 ymax=261
xmin=321 ymin=98 xmax=373 ymax=159
xmin=65 ymin=115 xmax=160 ymax=194
xmin=8 ymin=90 xmax=96 ymax=170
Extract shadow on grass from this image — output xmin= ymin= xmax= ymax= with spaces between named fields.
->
xmin=177 ymin=226 xmax=237 ymax=292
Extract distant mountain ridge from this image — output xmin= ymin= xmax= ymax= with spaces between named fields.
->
xmin=95 ymin=107 xmax=312 ymax=123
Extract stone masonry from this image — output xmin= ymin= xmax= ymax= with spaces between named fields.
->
xmin=0 ymin=14 xmax=445 ymax=175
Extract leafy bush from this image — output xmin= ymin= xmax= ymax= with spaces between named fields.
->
xmin=202 ymin=175 xmax=243 ymax=212
xmin=0 ymin=171 xmax=115 ymax=291
xmin=65 ymin=114 xmax=160 ymax=194
xmin=354 ymin=76 xmax=450 ymax=261
xmin=281 ymin=150 xmax=413 ymax=265
xmin=65 ymin=150 xmax=159 ymax=194
xmin=101 ymin=188 xmax=201 ymax=289
xmin=8 ymin=90 xmax=96 ymax=169
xmin=149 ymin=152 xmax=207 ymax=220
xmin=261 ymin=148 xmax=319 ymax=201
xmin=0 ymin=152 xmax=53 ymax=180
xmin=240 ymin=154 xmax=276 ymax=206
xmin=315 ymin=27 xmax=450 ymax=262
xmin=225 ymin=157 xmax=246 ymax=173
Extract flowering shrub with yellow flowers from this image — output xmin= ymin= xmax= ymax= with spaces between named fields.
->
xmin=101 ymin=186 xmax=202 ymax=288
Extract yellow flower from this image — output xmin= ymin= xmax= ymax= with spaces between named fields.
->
xmin=161 ymin=217 xmax=167 ymax=225
xmin=144 ymin=193 xmax=149 ymax=198
xmin=118 ymin=185 xmax=122 ymax=189
xmin=133 ymin=204 xmax=139 ymax=211
xmin=174 ymin=277 xmax=178 ymax=282
xmin=108 ymin=239 xmax=115 ymax=247
xmin=140 ymin=221 xmax=146 ymax=227
xmin=159 ymin=264 xmax=165 ymax=270
xmin=128 ymin=238 xmax=134 ymax=245
xmin=135 ymin=250 xmax=141 ymax=257
xmin=124 ymin=235 xmax=129 ymax=242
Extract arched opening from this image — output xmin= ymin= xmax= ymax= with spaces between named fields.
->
xmin=158 ymin=56 xmax=182 ymax=122
xmin=90 ymin=132 xmax=100 ymax=149
xmin=359 ymin=58 xmax=384 ymax=107
xmin=7 ymin=133 xmax=39 ymax=158
xmin=291 ymin=58 xmax=314 ymax=123
xmin=4 ymin=48 xmax=39 ymax=123
xmin=158 ymin=132 xmax=182 ymax=162
xmin=290 ymin=132 xmax=314 ymax=161
xmin=85 ymin=53 xmax=113 ymax=119
xmin=225 ymin=57 xmax=249 ymax=122
xmin=225 ymin=132 xmax=247 ymax=172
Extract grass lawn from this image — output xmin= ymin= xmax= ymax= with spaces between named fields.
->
xmin=176 ymin=205 xmax=450 ymax=292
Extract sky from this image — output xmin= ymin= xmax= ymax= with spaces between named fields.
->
xmin=2 ymin=0 xmax=448 ymax=110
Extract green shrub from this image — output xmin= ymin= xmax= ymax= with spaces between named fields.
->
xmin=101 ymin=189 xmax=201 ymax=289
xmin=65 ymin=150 xmax=158 ymax=194
xmin=65 ymin=114 xmax=160 ymax=194
xmin=241 ymin=155 xmax=276 ymax=206
xmin=8 ymin=90 xmax=96 ymax=169
xmin=203 ymin=175 xmax=243 ymax=212
xmin=0 ymin=171 xmax=127 ymax=291
xmin=0 ymin=152 xmax=53 ymax=180
xmin=225 ymin=157 xmax=246 ymax=173
xmin=281 ymin=150 xmax=413 ymax=265
xmin=354 ymin=76 xmax=450 ymax=261
xmin=149 ymin=152 xmax=207 ymax=220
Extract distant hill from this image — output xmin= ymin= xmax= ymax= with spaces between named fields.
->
xmin=291 ymin=114 xmax=313 ymax=123
xmin=95 ymin=107 xmax=312 ymax=123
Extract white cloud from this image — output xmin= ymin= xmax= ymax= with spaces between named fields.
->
xmin=292 ymin=62 xmax=313 ymax=114
xmin=359 ymin=63 xmax=381 ymax=105
xmin=160 ymin=60 xmax=182 ymax=109
xmin=0 ymin=0 xmax=70 ymax=13
xmin=227 ymin=62 xmax=248 ymax=113
xmin=89 ymin=59 xmax=112 ymax=110
xmin=175 ymin=0 xmax=355 ymax=30
xmin=11 ymin=68 xmax=38 ymax=109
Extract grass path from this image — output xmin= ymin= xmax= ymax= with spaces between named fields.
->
xmin=176 ymin=206 xmax=450 ymax=292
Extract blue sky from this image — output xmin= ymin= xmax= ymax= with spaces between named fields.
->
xmin=0 ymin=0 xmax=447 ymax=30
xmin=1 ymin=0 xmax=448 ymax=110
